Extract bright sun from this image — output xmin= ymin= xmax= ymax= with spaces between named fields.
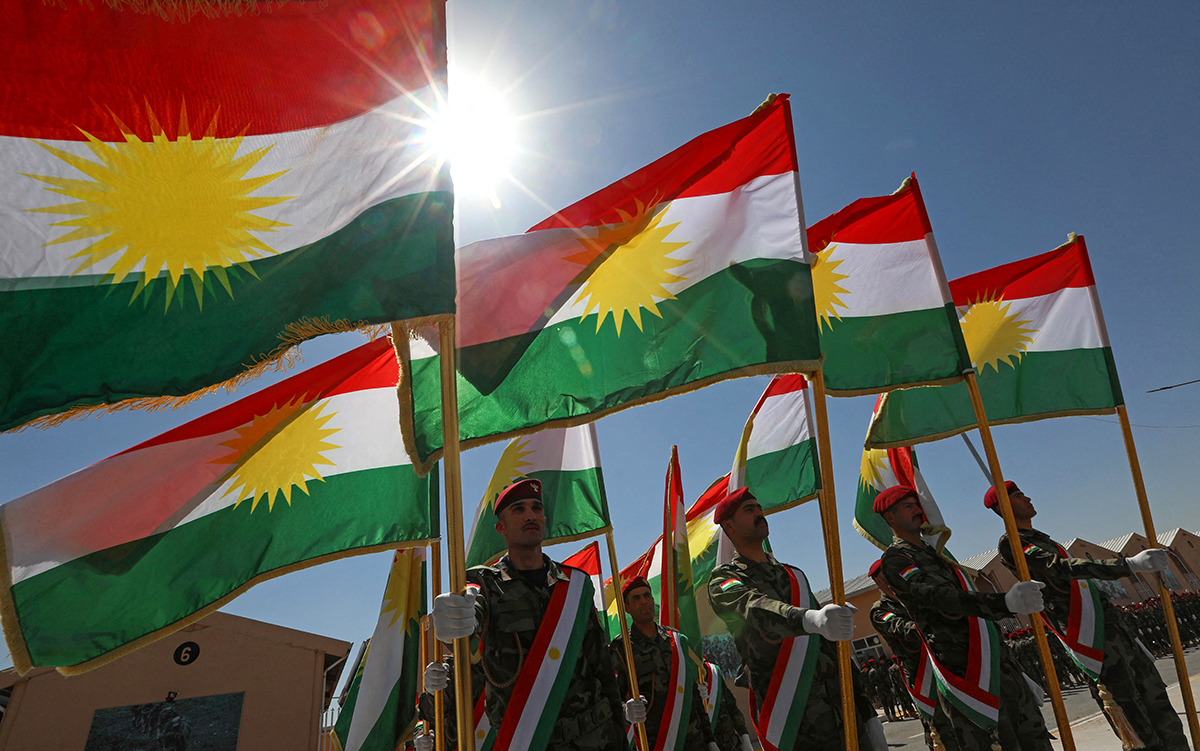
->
xmin=959 ymin=297 xmax=1037 ymax=374
xmin=25 ymin=107 xmax=293 ymax=309
xmin=427 ymin=75 xmax=516 ymax=204
xmin=566 ymin=199 xmax=689 ymax=336
xmin=212 ymin=396 xmax=341 ymax=513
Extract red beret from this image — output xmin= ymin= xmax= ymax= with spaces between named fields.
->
xmin=494 ymin=478 xmax=542 ymax=516
xmin=868 ymin=559 xmax=883 ymax=579
xmin=983 ymin=481 xmax=1019 ymax=510
xmin=714 ymin=486 xmax=757 ymax=524
xmin=873 ymin=485 xmax=918 ymax=514
xmin=622 ymin=576 xmax=651 ymax=599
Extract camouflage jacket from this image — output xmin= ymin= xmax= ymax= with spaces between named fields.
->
xmin=706 ymin=553 xmax=874 ymax=722
xmin=880 ymin=539 xmax=1013 ymax=677
xmin=711 ymin=675 xmax=749 ymax=751
xmin=998 ymin=527 xmax=1130 ymax=633
xmin=869 ymin=594 xmax=923 ymax=679
xmin=609 ymin=624 xmax=715 ymax=750
xmin=467 ymin=554 xmax=626 ymax=750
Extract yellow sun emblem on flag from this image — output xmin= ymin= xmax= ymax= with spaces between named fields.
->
xmin=811 ymin=243 xmax=850 ymax=332
xmin=860 ymin=448 xmax=889 ymax=491
xmin=212 ymin=396 xmax=341 ymax=513
xmin=482 ymin=437 xmax=535 ymax=510
xmin=687 ymin=512 xmax=720 ymax=560
xmin=566 ymin=199 xmax=689 ymax=336
xmin=23 ymin=106 xmax=294 ymax=309
xmin=380 ymin=550 xmax=424 ymax=630
xmin=959 ymin=297 xmax=1037 ymax=373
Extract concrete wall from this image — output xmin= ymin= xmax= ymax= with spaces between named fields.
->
xmin=0 ymin=612 xmax=349 ymax=751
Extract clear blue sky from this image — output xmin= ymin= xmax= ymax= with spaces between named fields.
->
xmin=2 ymin=1 xmax=1198 ymax=676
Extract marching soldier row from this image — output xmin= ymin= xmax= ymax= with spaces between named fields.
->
xmin=419 ymin=475 xmax=1191 ymax=750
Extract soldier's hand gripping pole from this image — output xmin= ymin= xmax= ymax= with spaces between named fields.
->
xmin=810 ymin=370 xmax=860 ymax=751
xmin=605 ymin=529 xmax=652 ymax=751
xmin=430 ymin=539 xmax=446 ymax=751
xmin=1116 ymin=404 xmax=1200 ymax=749
xmin=964 ymin=372 xmax=1076 ymax=751
xmin=438 ymin=318 xmax=476 ymax=751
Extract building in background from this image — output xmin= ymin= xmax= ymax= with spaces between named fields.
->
xmin=0 ymin=612 xmax=350 ymax=751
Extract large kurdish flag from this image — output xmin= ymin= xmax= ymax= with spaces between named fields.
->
xmin=0 ymin=338 xmax=438 ymax=675
xmin=729 ymin=374 xmax=820 ymax=511
xmin=866 ymin=234 xmax=1122 ymax=448
xmin=465 ymin=424 xmax=610 ymax=567
xmin=0 ymin=0 xmax=454 ymax=432
xmin=335 ymin=548 xmax=426 ymax=751
xmin=807 ymin=175 xmax=970 ymax=395
xmin=397 ymin=94 xmax=820 ymax=471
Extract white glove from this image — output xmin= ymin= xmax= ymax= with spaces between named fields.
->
xmin=740 ymin=733 xmax=754 ymax=751
xmin=414 ymin=733 xmax=434 ymax=751
xmin=432 ymin=591 xmax=477 ymax=641
xmin=697 ymin=682 xmax=709 ymax=704
xmin=624 ymin=696 xmax=648 ymax=724
xmin=1022 ymin=672 xmax=1046 ymax=706
xmin=424 ymin=661 xmax=449 ymax=692
xmin=708 ymin=744 xmax=721 ymax=751
xmin=1004 ymin=580 xmax=1046 ymax=614
xmin=1128 ymin=549 xmax=1170 ymax=573
xmin=865 ymin=715 xmax=888 ymax=751
xmin=801 ymin=603 xmax=858 ymax=641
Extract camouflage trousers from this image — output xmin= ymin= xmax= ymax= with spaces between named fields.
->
xmin=1092 ymin=625 xmax=1188 ymax=751
xmin=918 ymin=706 xmax=959 ymax=751
xmin=783 ymin=680 xmax=870 ymax=751
xmin=939 ymin=661 xmax=1052 ymax=751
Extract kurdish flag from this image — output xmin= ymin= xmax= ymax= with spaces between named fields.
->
xmin=0 ymin=338 xmax=438 ymax=675
xmin=866 ymin=234 xmax=1122 ymax=448
xmin=397 ymin=94 xmax=821 ymax=471
xmin=335 ymin=548 xmax=426 ymax=751
xmin=465 ymin=424 xmax=610 ymax=568
xmin=807 ymin=175 xmax=970 ymax=395
xmin=661 ymin=447 xmax=704 ymax=668
xmin=0 ymin=0 xmax=454 ymax=433
xmin=855 ymin=403 xmax=951 ymax=552
xmin=562 ymin=541 xmax=606 ymax=622
xmin=729 ymin=374 xmax=820 ymax=511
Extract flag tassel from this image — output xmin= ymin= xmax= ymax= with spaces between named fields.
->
xmin=809 ymin=370 xmax=861 ymax=751
xmin=1097 ymin=682 xmax=1145 ymax=749
xmin=964 ymin=372 xmax=1077 ymax=751
xmin=1116 ymin=404 xmax=1200 ymax=748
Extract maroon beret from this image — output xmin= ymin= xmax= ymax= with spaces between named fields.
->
xmin=983 ymin=480 xmax=1019 ymax=510
xmin=873 ymin=485 xmax=918 ymax=514
xmin=622 ymin=575 xmax=652 ymax=599
xmin=868 ymin=559 xmax=883 ymax=579
xmin=714 ymin=486 xmax=757 ymax=524
xmin=493 ymin=478 xmax=542 ymax=516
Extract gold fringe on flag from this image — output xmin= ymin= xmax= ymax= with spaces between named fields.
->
xmin=51 ymin=0 xmax=296 ymax=24
xmin=5 ymin=315 xmax=392 ymax=435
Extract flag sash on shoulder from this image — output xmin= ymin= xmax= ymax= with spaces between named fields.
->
xmin=919 ymin=566 xmax=1001 ymax=729
xmin=1038 ymin=541 xmax=1105 ymax=680
xmin=746 ymin=565 xmax=821 ymax=751
xmin=639 ymin=630 xmax=696 ymax=751
xmin=899 ymin=651 xmax=938 ymax=720
xmin=492 ymin=567 xmax=593 ymax=751
xmin=466 ymin=693 xmax=496 ymax=751
xmin=703 ymin=661 xmax=723 ymax=725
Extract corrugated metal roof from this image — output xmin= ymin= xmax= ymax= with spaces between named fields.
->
xmin=1157 ymin=528 xmax=1182 ymax=546
xmin=814 ymin=573 xmax=877 ymax=605
xmin=1098 ymin=533 xmax=1136 ymax=552
xmin=958 ymin=549 xmax=1000 ymax=571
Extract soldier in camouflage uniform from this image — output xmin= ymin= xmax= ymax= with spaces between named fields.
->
xmin=419 ymin=654 xmax=484 ymax=748
xmin=705 ymin=487 xmax=887 ymax=751
xmin=868 ymin=559 xmax=958 ymax=750
xmin=876 ymin=485 xmax=1052 ymax=751
xmin=610 ymin=576 xmax=718 ymax=751
xmin=431 ymin=479 xmax=640 ymax=751
xmin=706 ymin=664 xmax=753 ymax=751
xmin=989 ymin=481 xmax=1188 ymax=751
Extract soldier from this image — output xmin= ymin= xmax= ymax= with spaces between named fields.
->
xmin=989 ymin=481 xmax=1188 ymax=751
xmin=418 ymin=654 xmax=486 ymax=751
xmin=868 ymin=559 xmax=957 ymax=750
xmin=876 ymin=485 xmax=1052 ymax=751
xmin=430 ymin=479 xmax=643 ymax=751
xmin=700 ymin=658 xmax=754 ymax=751
xmin=610 ymin=576 xmax=719 ymax=751
xmin=705 ymin=487 xmax=887 ymax=751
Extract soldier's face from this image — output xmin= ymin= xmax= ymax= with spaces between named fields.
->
xmin=883 ymin=496 xmax=924 ymax=536
xmin=495 ymin=498 xmax=546 ymax=547
xmin=729 ymin=500 xmax=769 ymax=541
xmin=1009 ymin=490 xmax=1036 ymax=519
xmin=625 ymin=586 xmax=656 ymax=625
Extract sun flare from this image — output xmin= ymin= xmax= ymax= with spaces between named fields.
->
xmin=427 ymin=75 xmax=516 ymax=202
xmin=959 ymin=297 xmax=1037 ymax=374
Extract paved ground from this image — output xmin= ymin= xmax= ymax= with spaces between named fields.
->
xmin=878 ymin=647 xmax=1200 ymax=750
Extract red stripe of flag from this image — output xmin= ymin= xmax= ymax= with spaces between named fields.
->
xmin=949 ymin=236 xmax=1095 ymax=303
xmin=806 ymin=173 xmax=933 ymax=250
xmin=1 ymin=0 xmax=438 ymax=141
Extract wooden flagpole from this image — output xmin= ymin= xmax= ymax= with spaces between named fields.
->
xmin=604 ymin=529 xmax=652 ymax=751
xmin=1115 ymin=404 xmax=1200 ymax=749
xmin=964 ymin=373 xmax=1076 ymax=750
xmin=429 ymin=539 xmax=446 ymax=751
xmin=809 ymin=370 xmax=860 ymax=751
xmin=437 ymin=318 xmax=475 ymax=751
